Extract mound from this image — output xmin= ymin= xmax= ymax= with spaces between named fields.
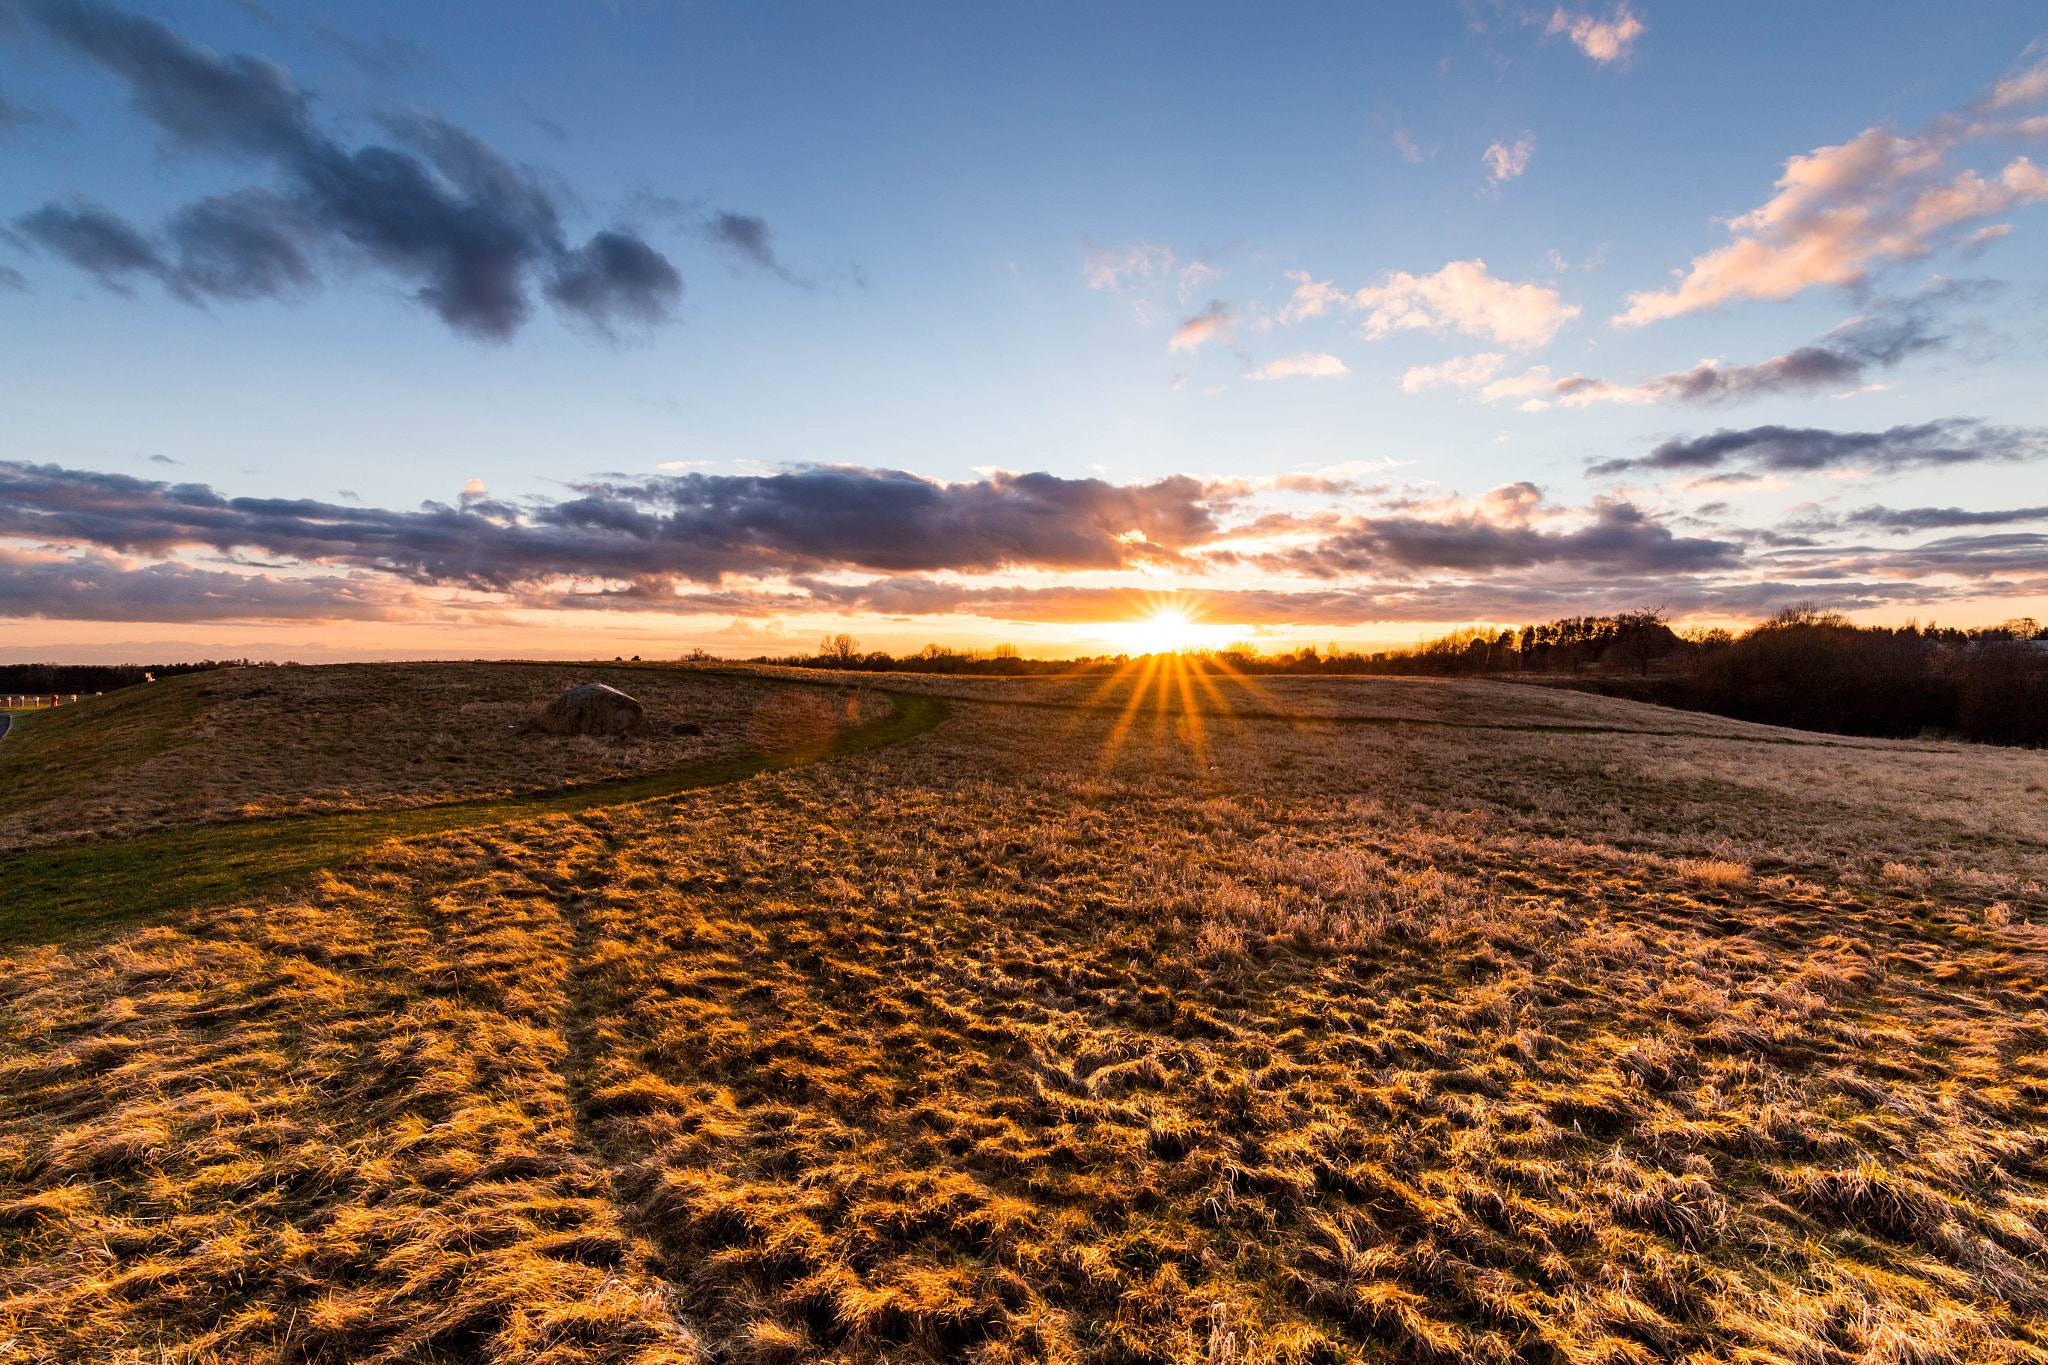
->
xmin=4 ymin=667 xmax=2048 ymax=1361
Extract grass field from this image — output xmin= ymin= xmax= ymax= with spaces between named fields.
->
xmin=3 ymin=659 xmax=2047 ymax=1363
xmin=0 ymin=663 xmax=891 ymax=852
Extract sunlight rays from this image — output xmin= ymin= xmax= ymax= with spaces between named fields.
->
xmin=1078 ymin=647 xmax=1290 ymax=774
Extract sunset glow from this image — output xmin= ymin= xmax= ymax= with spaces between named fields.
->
xmin=1 ymin=5 xmax=2044 ymax=658
xmin=1094 ymin=606 xmax=1235 ymax=657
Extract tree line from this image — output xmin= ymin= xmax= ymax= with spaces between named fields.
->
xmin=0 ymin=660 xmax=240 ymax=696
xmin=751 ymin=610 xmax=2048 ymax=745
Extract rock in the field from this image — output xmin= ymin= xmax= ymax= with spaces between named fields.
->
xmin=530 ymin=682 xmax=653 ymax=737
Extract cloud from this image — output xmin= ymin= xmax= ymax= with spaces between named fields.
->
xmin=1391 ymin=128 xmax=1433 ymax=163
xmin=1552 ymin=349 xmax=1867 ymax=407
xmin=548 ymin=231 xmax=683 ymax=331
xmin=12 ymin=458 xmax=2048 ymax=627
xmin=703 ymin=211 xmax=808 ymax=287
xmin=1979 ymin=59 xmax=2048 ymax=115
xmin=1483 ymin=133 xmax=1535 ymax=186
xmin=1616 ymin=69 xmax=2048 ymax=326
xmin=1825 ymin=504 xmax=2048 ymax=533
xmin=1168 ymin=300 xmax=1234 ymax=354
xmin=1587 ymin=418 xmax=2048 ymax=478
xmin=0 ymin=545 xmax=421 ymax=621
xmin=1479 ymin=367 xmax=1560 ymax=408
xmin=0 ymin=461 xmax=1233 ymax=588
xmin=1288 ymin=259 xmax=1579 ymax=350
xmin=1544 ymin=4 xmax=1645 ymax=66
xmin=1082 ymin=240 xmax=1175 ymax=290
xmin=1247 ymin=352 xmax=1347 ymax=380
xmin=1401 ymin=352 xmax=1510 ymax=393
xmin=7 ymin=0 xmax=684 ymax=339
xmin=1276 ymin=271 xmax=1350 ymax=325
xmin=1467 ymin=281 xmax=1995 ymax=407
xmin=1259 ymin=496 xmax=1742 ymax=579
xmin=1862 ymin=533 xmax=2048 ymax=579
xmin=12 ymin=199 xmax=166 ymax=294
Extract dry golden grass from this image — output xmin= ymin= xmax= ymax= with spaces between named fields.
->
xmin=0 ymin=663 xmax=888 ymax=851
xmin=764 ymin=666 xmax=1839 ymax=739
xmin=4 ymin=663 xmax=2048 ymax=1362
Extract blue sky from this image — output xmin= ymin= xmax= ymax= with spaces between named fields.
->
xmin=2 ymin=0 xmax=2045 ymax=660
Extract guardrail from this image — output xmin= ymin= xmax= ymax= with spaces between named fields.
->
xmin=2 ymin=693 xmax=101 ymax=709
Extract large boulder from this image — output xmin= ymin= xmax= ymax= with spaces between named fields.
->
xmin=530 ymin=682 xmax=653 ymax=737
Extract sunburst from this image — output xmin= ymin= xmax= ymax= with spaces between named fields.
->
xmin=1095 ymin=601 xmax=1232 ymax=657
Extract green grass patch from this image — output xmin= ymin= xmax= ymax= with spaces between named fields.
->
xmin=0 ymin=690 xmax=945 ymax=950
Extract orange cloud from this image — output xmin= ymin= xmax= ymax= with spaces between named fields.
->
xmin=1544 ymin=5 xmax=1645 ymax=66
xmin=1618 ymin=68 xmax=2048 ymax=326
xmin=1483 ymin=133 xmax=1536 ymax=187
xmin=1287 ymin=260 xmax=1578 ymax=350
xmin=1168 ymin=300 xmax=1234 ymax=353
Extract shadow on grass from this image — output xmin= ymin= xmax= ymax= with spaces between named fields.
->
xmin=0 ymin=691 xmax=946 ymax=950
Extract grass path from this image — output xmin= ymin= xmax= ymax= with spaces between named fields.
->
xmin=0 ymin=689 xmax=945 ymax=950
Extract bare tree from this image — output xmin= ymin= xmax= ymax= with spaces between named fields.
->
xmin=818 ymin=633 xmax=860 ymax=665
xmin=1612 ymin=608 xmax=1671 ymax=676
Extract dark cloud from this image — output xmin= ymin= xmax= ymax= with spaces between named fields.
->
xmin=6 ymin=0 xmax=682 ymax=339
xmin=0 ymin=547 xmax=418 ymax=621
xmin=0 ymin=461 xmax=1225 ymax=587
xmin=1765 ymin=534 xmax=2048 ymax=582
xmin=166 ymin=188 xmax=316 ymax=300
xmin=547 ymin=231 xmax=683 ymax=334
xmin=13 ymin=199 xmax=165 ymax=292
xmin=1869 ymin=535 xmax=2048 ymax=578
xmin=1260 ymin=499 xmax=1741 ymax=578
xmin=1555 ymin=280 xmax=2002 ymax=406
xmin=704 ymin=211 xmax=808 ymax=287
xmin=1842 ymin=505 xmax=2048 ymax=533
xmin=4 ymin=551 xmax=2014 ymax=628
xmin=560 ymin=573 xmax=2009 ymax=628
xmin=12 ymin=456 xmax=2047 ymax=629
xmin=23 ymin=0 xmax=312 ymax=155
xmin=0 ymin=265 xmax=23 ymax=290
xmin=1589 ymin=418 xmax=2047 ymax=478
xmin=1558 ymin=346 xmax=1863 ymax=405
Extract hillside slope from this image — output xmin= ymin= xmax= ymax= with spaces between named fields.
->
xmin=0 ymin=663 xmax=887 ymax=851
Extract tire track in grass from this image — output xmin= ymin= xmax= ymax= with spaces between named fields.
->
xmin=0 ymin=690 xmax=946 ymax=949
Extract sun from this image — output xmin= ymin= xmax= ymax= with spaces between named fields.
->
xmin=1096 ymin=604 xmax=1232 ymax=656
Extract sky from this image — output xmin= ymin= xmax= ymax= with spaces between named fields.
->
xmin=2 ymin=0 xmax=2046 ymax=662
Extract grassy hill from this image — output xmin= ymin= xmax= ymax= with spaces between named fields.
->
xmin=0 ymin=662 xmax=890 ymax=852
xmin=3 ymin=661 xmax=2047 ymax=1363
